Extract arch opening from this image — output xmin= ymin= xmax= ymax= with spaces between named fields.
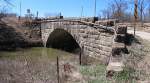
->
xmin=46 ymin=28 xmax=81 ymax=53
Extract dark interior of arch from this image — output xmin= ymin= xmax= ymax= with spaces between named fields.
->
xmin=46 ymin=28 xmax=80 ymax=53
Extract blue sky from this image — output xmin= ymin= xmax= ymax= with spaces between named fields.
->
xmin=11 ymin=0 xmax=110 ymax=17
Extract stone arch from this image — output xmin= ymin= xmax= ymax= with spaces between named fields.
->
xmin=41 ymin=21 xmax=126 ymax=64
xmin=46 ymin=28 xmax=81 ymax=52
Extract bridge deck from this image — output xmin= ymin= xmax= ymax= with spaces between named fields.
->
xmin=34 ymin=19 xmax=116 ymax=33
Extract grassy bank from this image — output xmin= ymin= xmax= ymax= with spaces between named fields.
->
xmin=79 ymin=65 xmax=136 ymax=83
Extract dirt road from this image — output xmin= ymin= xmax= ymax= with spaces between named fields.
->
xmin=128 ymin=30 xmax=150 ymax=41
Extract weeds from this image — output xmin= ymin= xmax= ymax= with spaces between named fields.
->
xmin=113 ymin=67 xmax=136 ymax=83
xmin=80 ymin=65 xmax=111 ymax=83
xmin=80 ymin=65 xmax=137 ymax=83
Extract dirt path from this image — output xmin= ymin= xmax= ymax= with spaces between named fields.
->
xmin=128 ymin=30 xmax=150 ymax=41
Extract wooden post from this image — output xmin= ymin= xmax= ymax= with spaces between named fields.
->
xmin=79 ymin=48 xmax=82 ymax=65
xmin=57 ymin=56 xmax=60 ymax=83
xmin=39 ymin=23 xmax=42 ymax=37
xmin=79 ymin=46 xmax=84 ymax=65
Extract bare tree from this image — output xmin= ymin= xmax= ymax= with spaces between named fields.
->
xmin=0 ymin=0 xmax=14 ymax=14
xmin=0 ymin=0 xmax=13 ymax=19
xmin=100 ymin=0 xmax=128 ymax=21
xmin=148 ymin=0 xmax=150 ymax=21
xmin=3 ymin=0 xmax=13 ymax=6
xmin=0 ymin=0 xmax=13 ymax=9
xmin=149 ymin=6 xmax=150 ymax=19
xmin=134 ymin=0 xmax=138 ymax=36
xmin=102 ymin=8 xmax=111 ymax=19
xmin=138 ymin=0 xmax=148 ymax=26
xmin=111 ymin=0 xmax=128 ymax=21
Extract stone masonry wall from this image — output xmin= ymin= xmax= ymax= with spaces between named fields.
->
xmin=41 ymin=21 xmax=114 ymax=63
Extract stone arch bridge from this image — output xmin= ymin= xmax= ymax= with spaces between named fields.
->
xmin=40 ymin=19 xmax=127 ymax=68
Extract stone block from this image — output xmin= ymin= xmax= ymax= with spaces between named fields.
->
xmin=116 ymin=26 xmax=127 ymax=34
xmin=107 ymin=61 xmax=124 ymax=72
xmin=112 ymin=42 xmax=125 ymax=48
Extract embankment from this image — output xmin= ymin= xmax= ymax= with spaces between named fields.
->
xmin=0 ymin=21 xmax=42 ymax=51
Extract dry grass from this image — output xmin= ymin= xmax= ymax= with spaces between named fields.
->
xmin=0 ymin=48 xmax=79 ymax=83
xmin=124 ymin=36 xmax=150 ymax=82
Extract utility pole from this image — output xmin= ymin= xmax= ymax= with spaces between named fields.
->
xmin=36 ymin=11 xmax=39 ymax=19
xmin=93 ymin=0 xmax=97 ymax=23
xmin=134 ymin=0 xmax=138 ymax=37
xmin=19 ymin=0 xmax=22 ymax=20
xmin=94 ymin=0 xmax=96 ymax=17
xmin=80 ymin=6 xmax=83 ymax=21
xmin=81 ymin=6 xmax=83 ymax=18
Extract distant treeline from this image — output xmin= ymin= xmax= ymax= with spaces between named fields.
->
xmin=99 ymin=0 xmax=150 ymax=23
